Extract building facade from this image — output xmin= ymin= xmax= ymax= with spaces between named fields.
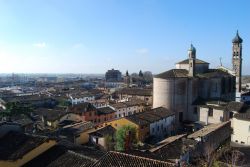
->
xmin=105 ymin=69 xmax=122 ymax=82
xmin=153 ymin=33 xmax=241 ymax=123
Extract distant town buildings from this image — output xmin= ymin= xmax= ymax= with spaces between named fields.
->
xmin=105 ymin=69 xmax=122 ymax=82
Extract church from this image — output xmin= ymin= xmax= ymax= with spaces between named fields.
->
xmin=153 ymin=32 xmax=243 ymax=122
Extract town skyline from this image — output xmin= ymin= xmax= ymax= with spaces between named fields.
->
xmin=0 ymin=0 xmax=249 ymax=74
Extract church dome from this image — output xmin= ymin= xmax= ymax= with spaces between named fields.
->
xmin=232 ymin=31 xmax=243 ymax=43
xmin=188 ymin=44 xmax=196 ymax=52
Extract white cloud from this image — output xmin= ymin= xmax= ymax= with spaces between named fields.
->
xmin=136 ymin=48 xmax=149 ymax=55
xmin=33 ymin=42 xmax=46 ymax=48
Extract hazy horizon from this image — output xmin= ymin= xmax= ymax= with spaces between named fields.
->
xmin=0 ymin=0 xmax=249 ymax=74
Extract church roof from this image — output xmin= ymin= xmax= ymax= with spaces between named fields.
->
xmin=196 ymin=69 xmax=232 ymax=78
xmin=154 ymin=69 xmax=188 ymax=79
xmin=176 ymin=58 xmax=209 ymax=65
xmin=232 ymin=31 xmax=243 ymax=43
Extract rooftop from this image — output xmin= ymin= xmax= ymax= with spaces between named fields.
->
xmin=34 ymin=107 xmax=68 ymax=122
xmin=187 ymin=121 xmax=230 ymax=139
xmin=69 ymin=102 xmax=96 ymax=114
xmin=96 ymin=106 xmax=115 ymax=115
xmin=176 ymin=58 xmax=209 ymax=65
xmin=155 ymin=69 xmax=188 ymax=79
xmin=88 ymin=125 xmax=116 ymax=137
xmin=91 ymin=151 xmax=175 ymax=167
xmin=149 ymin=134 xmax=186 ymax=153
xmin=117 ymin=88 xmax=152 ymax=96
xmin=23 ymin=145 xmax=96 ymax=167
xmin=126 ymin=107 xmax=174 ymax=126
xmin=0 ymin=131 xmax=50 ymax=161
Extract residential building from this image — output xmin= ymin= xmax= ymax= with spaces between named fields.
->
xmin=69 ymin=103 xmax=116 ymax=124
xmin=116 ymin=88 xmax=153 ymax=105
xmin=69 ymin=93 xmax=95 ymax=105
xmin=231 ymin=112 xmax=250 ymax=145
xmin=148 ymin=134 xmax=197 ymax=164
xmin=0 ymin=131 xmax=56 ymax=167
xmin=110 ymin=99 xmax=146 ymax=118
xmin=88 ymin=125 xmax=116 ymax=150
xmin=100 ymin=107 xmax=175 ymax=142
xmin=33 ymin=108 xmax=83 ymax=128
xmin=23 ymin=144 xmax=106 ymax=167
xmin=105 ymin=69 xmax=122 ymax=82
xmin=187 ymin=121 xmax=231 ymax=157
xmin=58 ymin=121 xmax=94 ymax=144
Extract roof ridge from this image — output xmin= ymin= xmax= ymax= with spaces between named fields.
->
xmin=67 ymin=150 xmax=97 ymax=162
xmin=108 ymin=151 xmax=175 ymax=165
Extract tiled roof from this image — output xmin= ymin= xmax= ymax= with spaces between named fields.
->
xmin=34 ymin=107 xmax=68 ymax=122
xmin=96 ymin=107 xmax=115 ymax=115
xmin=57 ymin=140 xmax=106 ymax=160
xmin=187 ymin=121 xmax=230 ymax=139
xmin=154 ymin=69 xmax=188 ymax=79
xmin=126 ymin=115 xmax=150 ymax=126
xmin=0 ymin=131 xmax=50 ymax=161
xmin=69 ymin=102 xmax=96 ymax=114
xmin=48 ymin=150 xmax=96 ymax=167
xmin=176 ymin=58 xmax=209 ymax=64
xmin=149 ymin=134 xmax=186 ymax=152
xmin=117 ymin=88 xmax=152 ymax=96
xmin=234 ymin=110 xmax=250 ymax=121
xmin=23 ymin=145 xmax=96 ymax=167
xmin=91 ymin=151 xmax=175 ymax=167
xmin=89 ymin=125 xmax=116 ymax=137
xmin=196 ymin=69 xmax=232 ymax=78
xmin=111 ymin=99 xmax=146 ymax=109
xmin=225 ymin=101 xmax=244 ymax=112
xmin=149 ymin=107 xmax=175 ymax=118
xmin=126 ymin=107 xmax=174 ymax=126
xmin=149 ymin=138 xmax=198 ymax=161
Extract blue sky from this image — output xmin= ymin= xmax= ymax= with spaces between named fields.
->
xmin=0 ymin=0 xmax=249 ymax=74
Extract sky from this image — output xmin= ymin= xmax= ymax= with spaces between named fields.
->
xmin=0 ymin=0 xmax=249 ymax=74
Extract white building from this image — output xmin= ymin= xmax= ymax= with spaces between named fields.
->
xmin=69 ymin=93 xmax=95 ymax=105
xmin=231 ymin=112 xmax=250 ymax=145
xmin=110 ymin=99 xmax=145 ymax=118
xmin=198 ymin=101 xmax=244 ymax=125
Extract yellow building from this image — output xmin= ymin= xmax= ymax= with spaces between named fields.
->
xmin=100 ymin=117 xmax=150 ymax=142
xmin=0 ymin=132 xmax=56 ymax=167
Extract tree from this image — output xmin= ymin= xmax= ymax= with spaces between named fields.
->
xmin=115 ymin=125 xmax=137 ymax=151
xmin=58 ymin=99 xmax=71 ymax=107
xmin=223 ymin=148 xmax=245 ymax=167
xmin=5 ymin=102 xmax=33 ymax=117
xmin=143 ymin=71 xmax=153 ymax=83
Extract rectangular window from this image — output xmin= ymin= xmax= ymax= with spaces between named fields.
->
xmin=248 ymin=126 xmax=250 ymax=132
xmin=208 ymin=108 xmax=213 ymax=117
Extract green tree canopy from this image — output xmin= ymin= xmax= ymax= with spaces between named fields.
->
xmin=115 ymin=125 xmax=137 ymax=151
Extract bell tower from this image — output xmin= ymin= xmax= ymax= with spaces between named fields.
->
xmin=188 ymin=44 xmax=196 ymax=77
xmin=232 ymin=30 xmax=243 ymax=92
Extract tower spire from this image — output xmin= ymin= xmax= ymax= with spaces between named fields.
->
xmin=232 ymin=31 xmax=243 ymax=93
